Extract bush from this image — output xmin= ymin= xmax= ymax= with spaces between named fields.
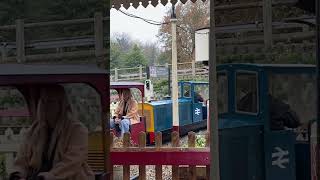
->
xmin=195 ymin=135 xmax=206 ymax=148
xmin=153 ymin=79 xmax=170 ymax=99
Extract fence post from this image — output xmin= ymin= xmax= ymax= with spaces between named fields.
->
xmin=146 ymin=66 xmax=150 ymax=79
xmin=94 ymin=12 xmax=105 ymax=68
xmin=123 ymin=133 xmax=130 ymax=180
xmin=192 ymin=61 xmax=196 ymax=77
xmin=155 ymin=132 xmax=162 ymax=180
xmin=139 ymin=65 xmax=143 ymax=80
xmin=115 ymin=68 xmax=118 ymax=82
xmin=206 ymin=132 xmax=210 ymax=180
xmin=172 ymin=131 xmax=180 ymax=180
xmin=16 ymin=19 xmax=25 ymax=63
xmin=138 ymin=132 xmax=146 ymax=180
xmin=188 ymin=132 xmax=197 ymax=180
xmin=110 ymin=133 xmax=114 ymax=180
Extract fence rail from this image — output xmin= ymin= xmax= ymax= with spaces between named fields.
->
xmin=107 ymin=131 xmax=210 ymax=180
xmin=110 ymin=63 xmax=209 ymax=82
xmin=0 ymin=12 xmax=107 ymax=66
xmin=0 ymin=126 xmax=210 ymax=179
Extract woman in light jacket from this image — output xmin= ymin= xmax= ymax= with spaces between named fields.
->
xmin=9 ymin=85 xmax=94 ymax=180
xmin=111 ymin=89 xmax=139 ymax=136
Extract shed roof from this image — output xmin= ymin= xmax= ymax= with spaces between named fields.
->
xmin=110 ymin=81 xmax=145 ymax=93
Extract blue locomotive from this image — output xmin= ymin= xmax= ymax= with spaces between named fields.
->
xmin=138 ymin=81 xmax=209 ymax=143
xmin=215 ymin=64 xmax=314 ymax=180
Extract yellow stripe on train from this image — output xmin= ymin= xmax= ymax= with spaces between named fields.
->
xmin=138 ymin=103 xmax=154 ymax=132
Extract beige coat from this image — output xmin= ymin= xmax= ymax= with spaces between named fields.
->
xmin=115 ymin=100 xmax=140 ymax=124
xmin=12 ymin=121 xmax=94 ymax=180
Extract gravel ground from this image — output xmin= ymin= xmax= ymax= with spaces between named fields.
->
xmin=112 ymin=130 xmax=208 ymax=179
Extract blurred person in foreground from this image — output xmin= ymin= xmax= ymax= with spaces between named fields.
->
xmin=9 ymin=85 xmax=94 ymax=180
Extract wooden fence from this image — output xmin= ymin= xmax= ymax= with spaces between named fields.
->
xmin=0 ymin=127 xmax=27 ymax=174
xmin=0 ymin=12 xmax=108 ymax=66
xmin=0 ymin=11 xmax=314 ymax=66
xmin=110 ymin=63 xmax=209 ymax=82
xmin=108 ymin=131 xmax=210 ymax=180
xmin=0 ymin=127 xmax=210 ymax=180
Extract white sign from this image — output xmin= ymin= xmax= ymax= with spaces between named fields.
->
xmin=272 ymin=147 xmax=289 ymax=169
xmin=149 ymin=66 xmax=168 ymax=78
xmin=195 ymin=28 xmax=209 ymax=62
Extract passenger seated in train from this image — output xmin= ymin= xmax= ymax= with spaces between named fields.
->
xmin=268 ymin=95 xmax=301 ymax=130
xmin=9 ymin=85 xmax=94 ymax=180
xmin=184 ymin=90 xmax=204 ymax=103
xmin=110 ymin=89 xmax=139 ymax=136
xmin=238 ymin=92 xmax=301 ymax=130
xmin=194 ymin=92 xmax=205 ymax=103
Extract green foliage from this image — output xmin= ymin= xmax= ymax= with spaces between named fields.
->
xmin=143 ymin=42 xmax=160 ymax=65
xmin=110 ymin=41 xmax=125 ymax=69
xmin=0 ymin=96 xmax=25 ymax=107
xmin=64 ymin=84 xmax=102 ymax=132
xmin=153 ymin=79 xmax=170 ymax=98
xmin=195 ymin=135 xmax=206 ymax=148
xmin=179 ymin=135 xmax=206 ymax=148
xmin=111 ymin=33 xmax=161 ymax=68
xmin=123 ymin=44 xmax=148 ymax=67
xmin=156 ymin=51 xmax=170 ymax=65
xmin=179 ymin=76 xmax=208 ymax=82
xmin=151 ymin=77 xmax=209 ymax=99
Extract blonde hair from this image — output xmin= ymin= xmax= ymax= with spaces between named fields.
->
xmin=116 ymin=89 xmax=135 ymax=117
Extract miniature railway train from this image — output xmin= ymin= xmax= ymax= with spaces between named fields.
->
xmin=112 ymin=63 xmax=317 ymax=180
xmin=0 ymin=63 xmax=318 ymax=180
xmin=110 ymin=81 xmax=209 ymax=144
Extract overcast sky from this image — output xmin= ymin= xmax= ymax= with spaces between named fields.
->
xmin=110 ymin=4 xmax=172 ymax=43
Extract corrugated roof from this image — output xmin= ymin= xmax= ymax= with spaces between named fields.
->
xmin=111 ymin=0 xmax=206 ymax=10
